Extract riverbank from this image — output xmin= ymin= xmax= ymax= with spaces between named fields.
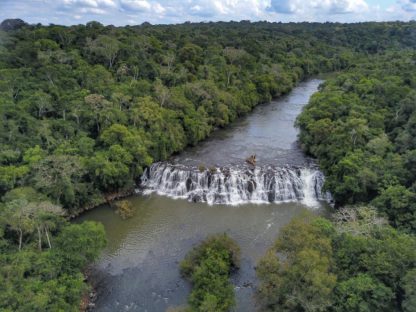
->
xmin=68 ymin=189 xmax=135 ymax=219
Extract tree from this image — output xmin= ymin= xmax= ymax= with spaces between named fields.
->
xmin=153 ymin=79 xmax=170 ymax=107
xmin=84 ymin=93 xmax=112 ymax=133
xmin=2 ymin=199 xmax=35 ymax=251
xmin=179 ymin=43 xmax=203 ymax=73
xmin=87 ymin=35 xmax=120 ymax=69
xmin=0 ymin=216 xmax=105 ymax=311
xmin=223 ymin=47 xmax=250 ymax=87
xmin=180 ymin=234 xmax=240 ymax=312
xmin=54 ymin=221 xmax=106 ymax=271
xmin=333 ymin=206 xmax=387 ymax=236
xmin=372 ymin=185 xmax=416 ymax=232
xmin=334 ymin=274 xmax=394 ymax=312
xmin=115 ymin=200 xmax=134 ymax=219
xmin=332 ymin=207 xmax=416 ymax=307
xmin=0 ymin=165 xmax=29 ymax=194
xmin=2 ymin=197 xmax=63 ymax=251
xmin=30 ymin=201 xmax=63 ymax=250
xmin=88 ymin=148 xmax=132 ymax=191
xmin=23 ymin=90 xmax=53 ymax=118
xmin=257 ymin=214 xmax=336 ymax=312
xmin=402 ymin=269 xmax=416 ymax=312
xmin=32 ymin=155 xmax=84 ymax=208
xmin=100 ymin=123 xmax=153 ymax=176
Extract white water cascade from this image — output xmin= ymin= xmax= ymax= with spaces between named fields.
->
xmin=139 ymin=163 xmax=331 ymax=207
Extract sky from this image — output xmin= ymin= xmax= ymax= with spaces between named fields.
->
xmin=0 ymin=0 xmax=415 ymax=26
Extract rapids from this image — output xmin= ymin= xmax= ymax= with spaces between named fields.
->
xmin=140 ymin=163 xmax=330 ymax=206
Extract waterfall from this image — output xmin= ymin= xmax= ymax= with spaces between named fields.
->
xmin=139 ymin=163 xmax=331 ymax=207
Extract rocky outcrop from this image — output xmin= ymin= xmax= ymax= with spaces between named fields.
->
xmin=246 ymin=155 xmax=256 ymax=166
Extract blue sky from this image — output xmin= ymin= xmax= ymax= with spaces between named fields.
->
xmin=0 ymin=0 xmax=415 ymax=26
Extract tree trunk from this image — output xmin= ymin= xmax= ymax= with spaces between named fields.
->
xmin=45 ymin=227 xmax=52 ymax=249
xmin=227 ymin=71 xmax=232 ymax=87
xmin=18 ymin=228 xmax=22 ymax=251
xmin=37 ymin=226 xmax=42 ymax=251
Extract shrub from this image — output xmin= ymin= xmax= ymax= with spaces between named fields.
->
xmin=180 ymin=234 xmax=240 ymax=312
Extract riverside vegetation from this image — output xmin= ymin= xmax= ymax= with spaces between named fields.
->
xmin=180 ymin=234 xmax=240 ymax=311
xmin=257 ymin=209 xmax=416 ymax=312
xmin=1 ymin=19 xmax=416 ymax=310
xmin=257 ymin=49 xmax=416 ymax=311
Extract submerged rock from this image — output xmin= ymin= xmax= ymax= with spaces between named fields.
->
xmin=246 ymin=154 xmax=257 ymax=166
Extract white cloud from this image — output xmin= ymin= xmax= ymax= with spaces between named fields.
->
xmin=59 ymin=0 xmax=116 ymax=15
xmin=220 ymin=0 xmax=270 ymax=17
xmin=62 ymin=0 xmax=116 ymax=8
xmin=268 ymin=0 xmax=368 ymax=14
xmin=312 ymin=0 xmax=369 ymax=14
xmin=186 ymin=0 xmax=270 ymax=18
xmin=120 ymin=0 xmax=152 ymax=12
xmin=380 ymin=1 xmax=416 ymax=21
xmin=188 ymin=1 xmax=227 ymax=17
xmin=79 ymin=7 xmax=108 ymax=14
xmin=119 ymin=0 xmax=168 ymax=18
xmin=400 ymin=0 xmax=416 ymax=11
xmin=153 ymin=2 xmax=166 ymax=14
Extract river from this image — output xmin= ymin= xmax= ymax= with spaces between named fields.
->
xmin=78 ymin=79 xmax=329 ymax=311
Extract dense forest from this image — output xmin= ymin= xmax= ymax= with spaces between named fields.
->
xmin=257 ymin=209 xmax=416 ymax=312
xmin=2 ymin=20 xmax=416 ymax=213
xmin=297 ymin=52 xmax=416 ymax=233
xmin=1 ymin=19 xmax=416 ymax=311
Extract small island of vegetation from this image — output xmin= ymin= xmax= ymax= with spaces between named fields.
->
xmin=180 ymin=234 xmax=240 ymax=312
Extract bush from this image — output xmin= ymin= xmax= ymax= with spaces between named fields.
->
xmin=115 ymin=200 xmax=134 ymax=219
xmin=180 ymin=234 xmax=240 ymax=312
